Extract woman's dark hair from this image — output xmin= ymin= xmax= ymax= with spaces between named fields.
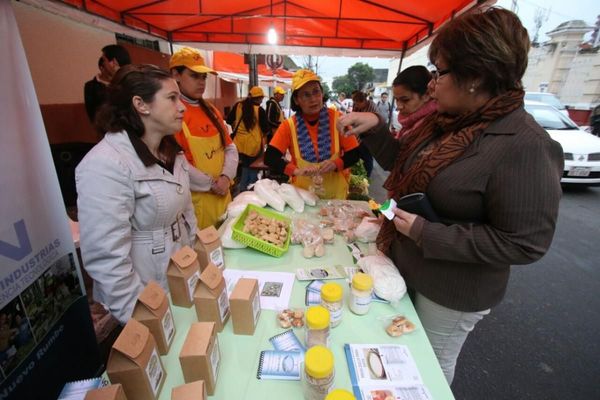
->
xmin=95 ymin=64 xmax=179 ymax=167
xmin=393 ymin=66 xmax=431 ymax=96
xmin=241 ymin=97 xmax=257 ymax=130
xmin=428 ymin=7 xmax=530 ymax=96
xmin=290 ymin=81 xmax=324 ymax=114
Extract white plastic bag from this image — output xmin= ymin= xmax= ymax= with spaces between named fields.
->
xmin=357 ymin=255 xmax=406 ymax=303
xmin=220 ymin=218 xmax=247 ymax=249
xmin=254 ymin=179 xmax=285 ymax=212
xmin=234 ymin=191 xmax=267 ymax=207
xmin=354 ymin=217 xmax=381 ymax=243
xmin=296 ymin=187 xmax=319 ymax=206
xmin=278 ymin=183 xmax=305 ymax=213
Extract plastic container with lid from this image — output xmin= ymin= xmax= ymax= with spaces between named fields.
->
xmin=324 ymin=389 xmax=356 ymax=400
xmin=320 ymin=282 xmax=343 ymax=328
xmin=305 ymin=305 xmax=330 ymax=348
xmin=348 ymin=272 xmax=373 ymax=315
xmin=303 ymin=345 xmax=335 ymax=400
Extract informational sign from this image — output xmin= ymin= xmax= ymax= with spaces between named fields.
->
xmin=0 ymin=2 xmax=100 ymax=399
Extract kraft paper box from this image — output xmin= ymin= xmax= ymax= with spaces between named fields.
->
xmin=193 ymin=262 xmax=230 ymax=332
xmin=171 ymin=380 xmax=206 ymax=400
xmin=84 ymin=384 xmax=128 ymax=400
xmin=107 ymin=319 xmax=166 ymax=400
xmin=194 ymin=226 xmax=225 ymax=271
xmin=229 ymin=278 xmax=261 ymax=335
xmin=167 ymin=246 xmax=201 ymax=307
xmin=132 ymin=280 xmax=176 ymax=355
xmin=179 ymin=322 xmax=220 ymax=396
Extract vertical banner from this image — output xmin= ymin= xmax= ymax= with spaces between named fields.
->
xmin=0 ymin=1 xmax=100 ymax=399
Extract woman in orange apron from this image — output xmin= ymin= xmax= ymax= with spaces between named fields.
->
xmin=264 ymin=69 xmax=360 ymax=199
xmin=170 ymin=47 xmax=238 ymax=229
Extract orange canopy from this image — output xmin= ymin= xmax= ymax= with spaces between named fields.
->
xmin=58 ymin=0 xmax=489 ymax=54
xmin=212 ymin=52 xmax=293 ymax=76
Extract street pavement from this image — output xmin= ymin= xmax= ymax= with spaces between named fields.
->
xmin=367 ymin=164 xmax=600 ymax=400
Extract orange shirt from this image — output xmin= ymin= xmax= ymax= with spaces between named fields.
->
xmin=269 ymin=108 xmax=359 ymax=176
xmin=175 ymin=101 xmax=232 ymax=165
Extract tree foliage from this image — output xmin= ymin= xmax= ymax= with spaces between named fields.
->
xmin=332 ymin=75 xmax=355 ymax=97
xmin=332 ymin=62 xmax=376 ymax=95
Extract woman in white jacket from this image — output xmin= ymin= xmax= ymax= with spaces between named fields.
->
xmin=76 ymin=65 xmax=197 ymax=323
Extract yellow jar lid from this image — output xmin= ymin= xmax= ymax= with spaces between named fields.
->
xmin=321 ymin=282 xmax=343 ymax=302
xmin=306 ymin=305 xmax=330 ymax=329
xmin=352 ymin=272 xmax=373 ymax=291
xmin=325 ymin=389 xmax=356 ymax=400
xmin=305 ymin=345 xmax=334 ymax=379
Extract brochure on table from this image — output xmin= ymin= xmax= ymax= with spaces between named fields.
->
xmin=223 ymin=269 xmax=295 ymax=310
xmin=344 ymin=343 xmax=432 ymax=400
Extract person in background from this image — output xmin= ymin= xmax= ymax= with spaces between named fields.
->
xmin=84 ymin=44 xmax=131 ymax=123
xmin=392 ymin=66 xmax=437 ymax=139
xmin=351 ymin=91 xmax=378 ymax=177
xmin=334 ymin=92 xmax=349 ymax=113
xmin=266 ymin=86 xmax=286 ymax=142
xmin=590 ymin=103 xmax=600 ymax=137
xmin=226 ymin=86 xmax=269 ymax=192
xmin=76 ymin=65 xmax=197 ymax=323
xmin=169 ymin=47 xmax=238 ymax=229
xmin=265 ymin=69 xmax=359 ymax=199
xmin=338 ymin=8 xmax=563 ymax=384
xmin=376 ymin=92 xmax=392 ymax=126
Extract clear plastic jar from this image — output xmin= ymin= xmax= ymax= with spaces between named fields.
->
xmin=303 ymin=345 xmax=335 ymax=400
xmin=305 ymin=305 xmax=330 ymax=348
xmin=325 ymin=389 xmax=356 ymax=400
xmin=348 ymin=272 xmax=373 ymax=315
xmin=320 ymin=283 xmax=343 ymax=328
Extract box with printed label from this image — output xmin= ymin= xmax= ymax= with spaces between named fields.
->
xmin=167 ymin=246 xmax=201 ymax=307
xmin=132 ymin=280 xmax=176 ymax=355
xmin=84 ymin=384 xmax=128 ymax=400
xmin=194 ymin=226 xmax=225 ymax=271
xmin=171 ymin=380 xmax=206 ymax=400
xmin=106 ymin=319 xmax=166 ymax=400
xmin=179 ymin=322 xmax=220 ymax=395
xmin=193 ymin=262 xmax=230 ymax=332
xmin=229 ymin=278 xmax=261 ymax=335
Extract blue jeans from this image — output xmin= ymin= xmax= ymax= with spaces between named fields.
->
xmin=238 ymin=167 xmax=258 ymax=193
xmin=414 ymin=292 xmax=490 ymax=384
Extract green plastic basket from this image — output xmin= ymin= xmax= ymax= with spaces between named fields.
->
xmin=232 ymin=204 xmax=292 ymax=257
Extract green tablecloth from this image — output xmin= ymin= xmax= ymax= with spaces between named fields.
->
xmin=158 ymin=206 xmax=455 ymax=400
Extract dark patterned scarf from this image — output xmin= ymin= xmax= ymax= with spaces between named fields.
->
xmin=296 ymin=106 xmax=331 ymax=162
xmin=377 ymin=89 xmax=525 ymax=252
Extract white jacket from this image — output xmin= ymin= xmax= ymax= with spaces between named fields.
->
xmin=76 ymin=131 xmax=197 ymax=323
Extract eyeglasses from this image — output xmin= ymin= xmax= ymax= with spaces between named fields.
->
xmin=431 ymin=68 xmax=451 ymax=81
xmin=297 ymin=88 xmax=322 ymax=100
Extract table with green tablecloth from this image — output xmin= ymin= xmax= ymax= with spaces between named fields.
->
xmin=158 ymin=203 xmax=455 ymax=400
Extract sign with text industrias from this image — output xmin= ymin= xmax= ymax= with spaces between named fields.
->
xmin=0 ymin=2 xmax=100 ymax=399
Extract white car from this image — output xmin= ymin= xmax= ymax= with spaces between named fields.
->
xmin=525 ymin=92 xmax=569 ymax=117
xmin=525 ymin=101 xmax=600 ymax=186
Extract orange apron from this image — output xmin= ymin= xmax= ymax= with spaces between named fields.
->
xmin=288 ymin=112 xmax=349 ymax=200
xmin=182 ymin=122 xmax=231 ymax=228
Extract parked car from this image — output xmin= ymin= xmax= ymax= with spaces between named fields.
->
xmin=525 ymin=100 xmax=600 ymax=186
xmin=525 ymin=92 xmax=569 ymax=117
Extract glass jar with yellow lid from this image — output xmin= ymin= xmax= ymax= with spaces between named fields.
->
xmin=324 ymin=389 xmax=356 ymax=400
xmin=349 ymin=272 xmax=373 ymax=315
xmin=305 ymin=305 xmax=330 ymax=348
xmin=320 ymin=282 xmax=343 ymax=328
xmin=303 ymin=345 xmax=335 ymax=400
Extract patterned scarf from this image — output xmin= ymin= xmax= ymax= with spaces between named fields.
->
xmin=377 ymin=89 xmax=525 ymax=252
xmin=296 ymin=107 xmax=331 ymax=162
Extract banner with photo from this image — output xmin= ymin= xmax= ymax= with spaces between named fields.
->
xmin=0 ymin=2 xmax=100 ymax=399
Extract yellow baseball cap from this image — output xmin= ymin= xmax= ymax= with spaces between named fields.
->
xmin=274 ymin=86 xmax=286 ymax=95
xmin=292 ymin=69 xmax=320 ymax=91
xmin=249 ymin=86 xmax=265 ymax=98
xmin=169 ymin=47 xmax=216 ymax=75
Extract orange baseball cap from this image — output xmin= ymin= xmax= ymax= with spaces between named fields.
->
xmin=292 ymin=69 xmax=320 ymax=91
xmin=169 ymin=47 xmax=216 ymax=75
xmin=249 ymin=86 xmax=265 ymax=98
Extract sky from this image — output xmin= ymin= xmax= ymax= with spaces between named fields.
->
xmin=292 ymin=0 xmax=599 ymax=86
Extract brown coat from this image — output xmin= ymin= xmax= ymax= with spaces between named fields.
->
xmin=363 ymin=107 xmax=564 ymax=312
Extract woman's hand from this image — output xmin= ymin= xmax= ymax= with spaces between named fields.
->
xmin=319 ymin=159 xmax=337 ymax=174
xmin=391 ymin=208 xmax=418 ymax=236
xmin=337 ymin=112 xmax=380 ymax=137
xmin=212 ymin=175 xmax=230 ymax=196
xmin=293 ymin=166 xmax=320 ymax=176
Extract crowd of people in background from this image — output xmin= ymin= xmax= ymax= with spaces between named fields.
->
xmin=76 ymin=7 xmax=564 ymax=386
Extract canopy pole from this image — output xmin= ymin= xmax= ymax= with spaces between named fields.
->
xmin=396 ymin=41 xmax=407 ymax=75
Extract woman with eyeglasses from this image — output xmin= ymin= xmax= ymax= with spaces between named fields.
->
xmin=392 ymin=66 xmax=437 ymax=139
xmin=170 ymin=47 xmax=238 ymax=229
xmin=338 ymin=8 xmax=563 ymax=383
xmin=76 ymin=64 xmax=197 ymax=323
xmin=264 ymin=69 xmax=360 ymax=199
